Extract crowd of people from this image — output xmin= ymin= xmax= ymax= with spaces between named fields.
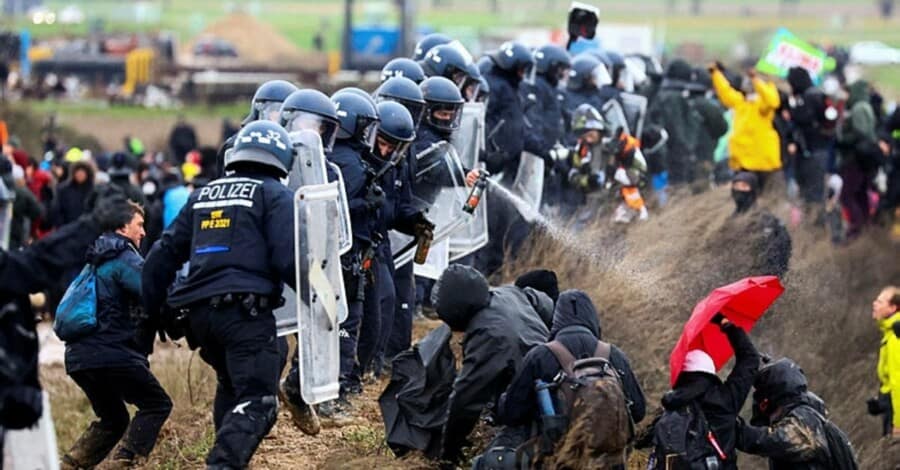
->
xmin=1 ymin=23 xmax=899 ymax=470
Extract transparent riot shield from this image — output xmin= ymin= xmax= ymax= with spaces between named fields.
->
xmin=0 ymin=178 xmax=13 ymax=250
xmin=512 ymin=151 xmax=545 ymax=212
xmin=275 ymin=130 xmax=351 ymax=337
xmin=294 ymin=182 xmax=350 ymax=404
xmin=392 ymin=141 xmax=471 ymax=269
xmin=448 ymin=102 xmax=489 ymax=260
xmin=620 ymin=92 xmax=648 ymax=139
xmin=601 ymin=99 xmax=630 ymax=136
xmin=3 ymin=393 xmax=59 ymax=470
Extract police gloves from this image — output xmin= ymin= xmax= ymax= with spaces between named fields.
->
xmin=364 ymin=183 xmax=386 ymax=211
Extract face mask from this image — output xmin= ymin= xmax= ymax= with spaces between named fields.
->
xmin=732 ymin=189 xmax=755 ymax=213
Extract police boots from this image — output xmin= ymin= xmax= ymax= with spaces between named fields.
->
xmin=278 ymin=379 xmax=321 ymax=436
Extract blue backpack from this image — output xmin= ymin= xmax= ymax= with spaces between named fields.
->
xmin=53 ymin=264 xmax=99 ymax=341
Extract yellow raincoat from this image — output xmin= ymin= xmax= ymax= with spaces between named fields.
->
xmin=879 ymin=313 xmax=900 ymax=428
xmin=711 ymin=70 xmax=782 ymax=172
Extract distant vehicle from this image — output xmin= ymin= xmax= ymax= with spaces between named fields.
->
xmin=59 ymin=5 xmax=85 ymax=25
xmin=192 ymin=37 xmax=238 ymax=58
xmin=850 ymin=41 xmax=900 ymax=65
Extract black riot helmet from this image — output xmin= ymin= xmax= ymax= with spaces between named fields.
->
xmin=381 ymin=57 xmax=426 ymax=84
xmin=336 ymin=87 xmax=377 ymax=108
xmin=534 ymin=44 xmax=571 ymax=85
xmin=412 ymin=32 xmax=452 ymax=61
xmin=279 ymin=89 xmax=341 ymax=152
xmin=374 ymin=77 xmax=427 ymax=127
xmin=419 ymin=76 xmax=464 ymax=132
xmin=490 ymin=41 xmax=534 ymax=77
xmin=373 ymin=101 xmax=416 ymax=163
xmin=331 ymin=90 xmax=381 ymax=151
xmin=227 ymin=120 xmax=294 ymax=177
xmin=421 ymin=44 xmax=471 ymax=86
xmin=245 ymin=80 xmax=298 ymax=124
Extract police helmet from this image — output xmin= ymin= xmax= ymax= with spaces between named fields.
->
xmin=570 ymin=103 xmax=608 ymax=135
xmin=568 ymin=55 xmax=606 ymax=91
xmin=247 ymin=80 xmax=298 ymax=124
xmin=374 ymin=77 xmax=427 ymax=127
xmin=331 ymin=91 xmax=381 ymax=151
xmin=421 ymin=45 xmax=471 ymax=86
xmin=374 ymin=101 xmax=416 ymax=163
xmin=534 ymin=44 xmax=571 ymax=83
xmin=461 ymin=62 xmax=483 ymax=102
xmin=336 ymin=87 xmax=377 ymax=109
xmin=412 ymin=33 xmax=452 ymax=61
xmin=279 ymin=89 xmax=341 ymax=152
xmin=604 ymin=51 xmax=626 ymax=84
xmin=490 ymin=41 xmax=534 ymax=75
xmin=381 ymin=58 xmax=426 ymax=84
xmin=419 ymin=76 xmax=465 ymax=132
xmin=475 ymin=74 xmax=490 ymax=103
xmin=227 ymin=120 xmax=293 ymax=177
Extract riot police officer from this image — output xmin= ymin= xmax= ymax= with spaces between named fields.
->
xmin=277 ymin=88 xmax=342 ymax=435
xmin=481 ymin=41 xmax=534 ymax=181
xmin=319 ymin=90 xmax=381 ymax=417
xmin=420 ymin=44 xmax=482 ymax=102
xmin=563 ymin=54 xmax=609 ymax=139
xmin=216 ymin=80 xmax=298 ymax=177
xmin=142 ymin=121 xmax=297 ymax=469
xmin=411 ymin=32 xmax=452 ymax=61
xmin=381 ymin=57 xmax=427 ymax=84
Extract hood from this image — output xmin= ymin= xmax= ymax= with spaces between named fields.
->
xmin=752 ymin=358 xmax=808 ymax=406
xmin=662 ymin=371 xmax=721 ymax=410
xmin=550 ymin=289 xmax=600 ymax=339
xmin=847 ymin=80 xmax=870 ymax=108
xmin=521 ymin=287 xmax=554 ymax=330
xmin=68 ymin=161 xmax=95 ymax=187
xmin=432 ymin=264 xmax=491 ymax=331
xmin=86 ymin=232 xmax=135 ymax=265
xmin=786 ymin=67 xmax=813 ymax=94
xmin=515 ymin=269 xmax=559 ymax=302
xmin=665 ymin=59 xmax=693 ymax=82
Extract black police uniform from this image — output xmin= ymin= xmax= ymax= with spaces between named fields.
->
xmin=483 ymin=65 xmax=526 ymax=182
xmin=143 ymin=169 xmax=295 ymax=468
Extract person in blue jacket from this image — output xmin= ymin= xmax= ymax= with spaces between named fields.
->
xmin=63 ymin=201 xmax=172 ymax=469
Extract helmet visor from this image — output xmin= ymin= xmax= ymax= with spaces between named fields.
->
xmin=358 ymin=117 xmax=380 ymax=151
xmin=462 ymin=77 xmax=481 ymax=103
xmin=284 ymin=110 xmax=339 ymax=152
xmin=374 ymin=134 xmax=411 ymax=166
xmin=254 ymin=100 xmax=283 ymax=122
xmin=426 ymin=102 xmax=463 ymax=131
xmin=377 ymin=96 xmax=426 ymax=128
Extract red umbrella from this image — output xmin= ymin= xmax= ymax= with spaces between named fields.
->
xmin=669 ymin=276 xmax=784 ymax=387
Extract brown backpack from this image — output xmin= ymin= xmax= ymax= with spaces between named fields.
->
xmin=546 ymin=340 xmax=633 ymax=468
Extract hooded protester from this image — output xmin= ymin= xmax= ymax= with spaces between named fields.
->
xmin=736 ymin=358 xmax=856 ymax=470
xmin=657 ymin=314 xmax=761 ymax=469
xmin=732 ymin=171 xmax=759 ymax=214
xmin=108 ymin=152 xmax=145 ymax=206
xmin=647 ymin=59 xmax=702 ymax=185
xmin=1 ymin=158 xmax=43 ymax=249
xmin=515 ymin=269 xmax=560 ymax=304
xmin=168 ymin=115 xmax=198 ymax=164
xmin=785 ymin=67 xmax=836 ymax=209
xmin=838 ymin=80 xmax=883 ymax=239
xmin=431 ymin=264 xmax=552 ymax=464
xmin=50 ymin=160 xmax=95 ymax=228
xmin=688 ymin=67 xmax=729 ymax=188
xmin=497 ymin=289 xmax=645 ymax=433
xmin=710 ymin=63 xmax=782 ymax=186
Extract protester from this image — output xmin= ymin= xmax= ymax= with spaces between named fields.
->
xmin=62 ymin=201 xmax=172 ymax=468
xmin=647 ymin=59 xmax=701 ymax=185
xmin=431 ymin=264 xmax=551 ymax=464
xmin=838 ymin=81 xmax=882 ymax=239
xmin=710 ymin=62 xmax=782 ymax=189
xmin=50 ymin=160 xmax=94 ymax=228
xmin=168 ymin=115 xmax=198 ymax=164
xmin=1 ymin=158 xmax=43 ymax=249
xmin=869 ymin=286 xmax=900 ymax=441
xmin=737 ymin=358 xmax=858 ymax=469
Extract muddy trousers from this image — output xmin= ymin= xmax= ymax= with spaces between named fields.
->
xmin=67 ymin=365 xmax=172 ymax=466
xmin=188 ymin=303 xmax=280 ymax=469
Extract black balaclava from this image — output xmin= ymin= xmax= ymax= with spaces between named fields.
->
xmin=732 ymin=171 xmax=759 ymax=213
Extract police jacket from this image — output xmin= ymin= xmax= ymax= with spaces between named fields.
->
xmin=435 ymin=268 xmax=551 ymax=460
xmin=521 ymin=74 xmax=566 ymax=159
xmin=366 ymin=153 xmax=419 ymax=241
xmin=484 ymin=66 xmax=526 ymax=176
xmin=142 ymin=170 xmax=296 ymax=312
xmin=410 ymin=125 xmax=464 ymax=205
xmin=661 ymin=323 xmax=760 ymax=468
xmin=65 ymin=233 xmax=151 ymax=373
xmin=737 ymin=394 xmax=832 ymax=470
xmin=329 ymin=140 xmax=376 ymax=246
xmin=497 ymin=290 xmax=646 ymax=427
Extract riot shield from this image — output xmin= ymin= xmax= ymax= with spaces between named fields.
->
xmin=274 ymin=130 xmax=351 ymax=338
xmin=3 ymin=393 xmax=59 ymax=470
xmin=511 ymin=151 xmax=545 ymax=212
xmin=601 ymin=99 xmax=630 ymax=136
xmin=0 ymin=178 xmax=13 ymax=250
xmin=448 ymin=102 xmax=489 ymax=261
xmin=293 ymin=182 xmax=350 ymax=404
xmin=392 ymin=141 xmax=471 ymax=269
xmin=620 ymin=93 xmax=648 ymax=140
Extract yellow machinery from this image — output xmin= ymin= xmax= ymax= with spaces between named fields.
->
xmin=121 ymin=47 xmax=154 ymax=97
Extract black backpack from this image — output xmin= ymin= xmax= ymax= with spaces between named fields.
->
xmin=804 ymin=406 xmax=859 ymax=470
xmin=651 ymin=402 xmax=724 ymax=470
